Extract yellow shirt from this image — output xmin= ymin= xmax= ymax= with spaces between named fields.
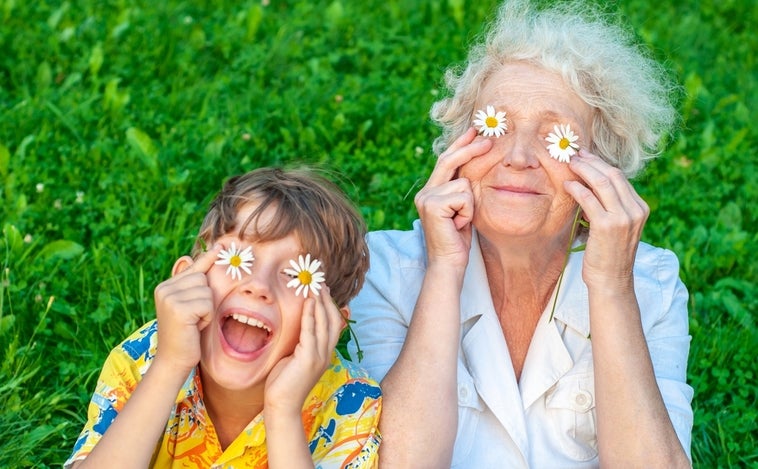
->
xmin=66 ymin=320 xmax=382 ymax=468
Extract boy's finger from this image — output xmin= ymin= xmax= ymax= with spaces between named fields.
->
xmin=319 ymin=288 xmax=344 ymax=351
xmin=320 ymin=287 xmax=344 ymax=329
xmin=312 ymin=296 xmax=330 ymax=355
xmin=299 ymin=298 xmax=316 ymax=350
xmin=186 ymin=243 xmax=224 ymax=275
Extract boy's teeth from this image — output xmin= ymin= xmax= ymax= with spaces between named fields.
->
xmin=231 ymin=313 xmax=271 ymax=333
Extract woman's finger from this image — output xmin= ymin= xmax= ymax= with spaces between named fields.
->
xmin=426 ymin=128 xmax=492 ymax=187
xmin=564 ymin=179 xmax=606 ymax=220
xmin=568 ymin=154 xmax=625 ymax=213
xmin=417 ymin=186 xmax=475 ymax=230
xmin=570 ymin=149 xmax=646 ymax=214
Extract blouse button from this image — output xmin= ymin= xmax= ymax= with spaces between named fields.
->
xmin=458 ymin=384 xmax=470 ymax=404
xmin=574 ymin=390 xmax=593 ymax=412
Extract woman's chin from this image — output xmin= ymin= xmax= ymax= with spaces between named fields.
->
xmin=475 ymin=212 xmax=549 ymax=239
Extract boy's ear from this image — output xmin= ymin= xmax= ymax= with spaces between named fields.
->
xmin=172 ymin=255 xmax=195 ymax=277
xmin=339 ymin=305 xmax=351 ymax=322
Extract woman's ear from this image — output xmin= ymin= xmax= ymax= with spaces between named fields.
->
xmin=172 ymin=255 xmax=195 ymax=277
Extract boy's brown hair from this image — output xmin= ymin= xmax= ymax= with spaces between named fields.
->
xmin=193 ymin=167 xmax=368 ymax=307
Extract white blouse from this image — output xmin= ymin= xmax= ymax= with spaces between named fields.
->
xmin=349 ymin=220 xmax=693 ymax=468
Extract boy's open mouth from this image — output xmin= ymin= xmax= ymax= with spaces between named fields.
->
xmin=221 ymin=313 xmax=272 ymax=354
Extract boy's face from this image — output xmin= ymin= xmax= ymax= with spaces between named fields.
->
xmin=193 ymin=202 xmax=312 ymax=394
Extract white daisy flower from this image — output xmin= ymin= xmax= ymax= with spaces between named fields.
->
xmin=215 ymin=242 xmax=254 ymax=281
xmin=473 ymin=105 xmax=507 ymax=137
xmin=284 ymin=254 xmax=326 ymax=298
xmin=545 ymin=124 xmax=580 ymax=163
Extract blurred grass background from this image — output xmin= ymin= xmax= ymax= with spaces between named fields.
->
xmin=1 ymin=0 xmax=755 ymax=466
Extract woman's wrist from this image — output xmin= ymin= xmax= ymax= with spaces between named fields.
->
xmin=425 ymin=259 xmax=468 ymax=284
xmin=584 ymin=272 xmax=635 ymax=296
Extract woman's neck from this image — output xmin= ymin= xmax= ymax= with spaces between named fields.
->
xmin=478 ymin=230 xmax=569 ymax=312
xmin=477 ymin=231 xmax=572 ymax=381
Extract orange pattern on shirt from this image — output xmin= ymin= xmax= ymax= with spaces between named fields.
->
xmin=65 ymin=320 xmax=381 ymax=469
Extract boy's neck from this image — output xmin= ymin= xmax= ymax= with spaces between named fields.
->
xmin=201 ymin=373 xmax=265 ymax=450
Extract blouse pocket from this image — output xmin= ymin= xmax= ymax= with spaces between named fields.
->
xmin=450 ymin=371 xmax=484 ymax=467
xmin=545 ymin=372 xmax=598 ymax=461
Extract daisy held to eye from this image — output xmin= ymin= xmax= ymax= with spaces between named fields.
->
xmin=545 ymin=123 xmax=580 ymax=163
xmin=215 ymin=242 xmax=254 ymax=280
xmin=67 ymin=168 xmax=381 ymax=469
xmin=473 ymin=105 xmax=508 ymax=137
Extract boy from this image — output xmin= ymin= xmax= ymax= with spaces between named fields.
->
xmin=66 ymin=168 xmax=382 ymax=468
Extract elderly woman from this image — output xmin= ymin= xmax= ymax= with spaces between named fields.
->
xmin=349 ymin=0 xmax=693 ymax=467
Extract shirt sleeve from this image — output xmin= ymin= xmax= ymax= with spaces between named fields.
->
xmin=639 ymin=247 xmax=694 ymax=460
xmin=64 ymin=322 xmax=156 ymax=468
xmin=347 ymin=228 xmax=425 ymax=383
xmin=63 ymin=347 xmax=143 ymax=468
xmin=307 ymin=355 xmax=383 ymax=468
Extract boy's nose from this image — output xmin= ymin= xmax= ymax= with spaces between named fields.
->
xmin=238 ymin=272 xmax=273 ymax=302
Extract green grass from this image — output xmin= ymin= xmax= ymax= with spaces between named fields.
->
xmin=1 ymin=0 xmax=756 ymax=467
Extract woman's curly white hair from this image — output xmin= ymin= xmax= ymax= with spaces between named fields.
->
xmin=430 ymin=0 xmax=680 ymax=178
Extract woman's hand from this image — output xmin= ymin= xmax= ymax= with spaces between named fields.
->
xmin=153 ymin=245 xmax=220 ymax=374
xmin=414 ymin=127 xmax=492 ymax=270
xmin=565 ymin=148 xmax=649 ymax=290
xmin=566 ymin=149 xmax=691 ymax=468
xmin=264 ymin=288 xmax=345 ymax=414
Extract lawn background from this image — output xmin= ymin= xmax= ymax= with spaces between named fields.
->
xmin=1 ymin=0 xmax=756 ymax=467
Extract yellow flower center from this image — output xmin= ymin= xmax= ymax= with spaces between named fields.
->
xmin=485 ymin=116 xmax=499 ymax=128
xmin=298 ymin=270 xmax=313 ymax=285
xmin=230 ymin=255 xmax=242 ymax=267
xmin=559 ymin=137 xmax=570 ymax=150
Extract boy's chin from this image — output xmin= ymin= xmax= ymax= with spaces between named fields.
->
xmin=200 ymin=356 xmax=269 ymax=393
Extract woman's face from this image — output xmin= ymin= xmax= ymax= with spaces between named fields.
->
xmin=459 ymin=61 xmax=594 ymax=245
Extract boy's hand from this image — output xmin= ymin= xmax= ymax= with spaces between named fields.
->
xmin=264 ymin=288 xmax=344 ymax=415
xmin=153 ymin=245 xmax=221 ymax=374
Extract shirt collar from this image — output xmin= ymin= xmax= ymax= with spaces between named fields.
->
xmin=550 ymin=246 xmax=590 ymax=338
xmin=460 ymin=231 xmax=494 ymax=324
xmin=175 ymin=367 xmax=200 ymax=404
xmin=460 ymin=232 xmax=590 ymax=338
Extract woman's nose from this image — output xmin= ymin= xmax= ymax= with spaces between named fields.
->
xmin=500 ymin=133 xmax=541 ymax=169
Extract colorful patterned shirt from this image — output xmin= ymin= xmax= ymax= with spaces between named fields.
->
xmin=65 ymin=320 xmax=382 ymax=468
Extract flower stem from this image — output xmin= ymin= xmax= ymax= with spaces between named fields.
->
xmin=548 ymin=206 xmax=585 ymax=322
xmin=338 ymin=307 xmax=364 ymax=362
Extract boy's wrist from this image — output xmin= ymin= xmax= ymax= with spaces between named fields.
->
xmin=148 ymin=356 xmax=194 ymax=389
xmin=263 ymin=405 xmax=303 ymax=432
